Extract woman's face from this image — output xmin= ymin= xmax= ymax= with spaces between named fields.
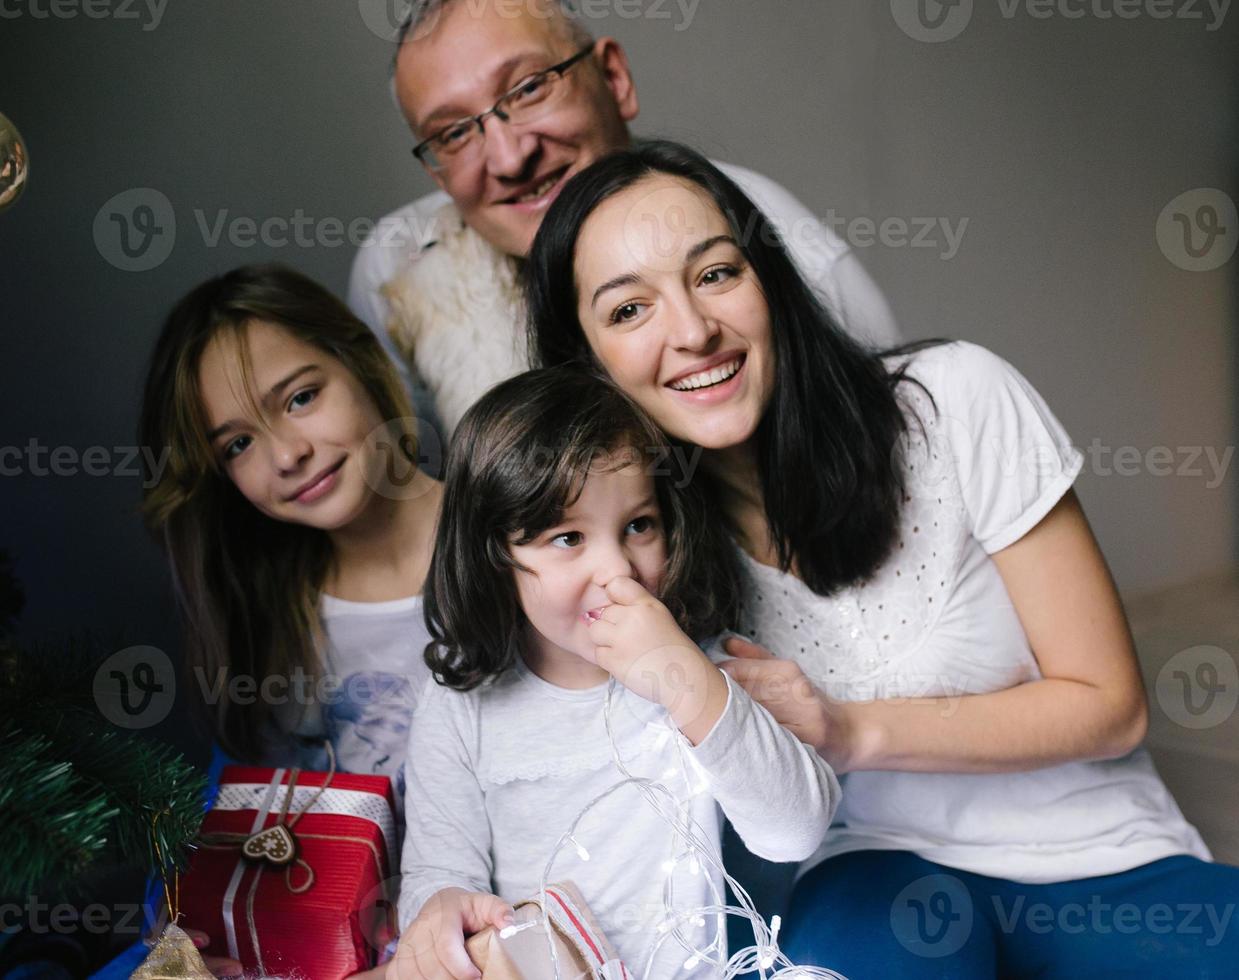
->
xmin=197 ymin=319 xmax=388 ymax=531
xmin=572 ymin=175 xmax=776 ymax=450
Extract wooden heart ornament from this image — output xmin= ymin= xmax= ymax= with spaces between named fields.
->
xmin=242 ymin=824 xmax=298 ymax=866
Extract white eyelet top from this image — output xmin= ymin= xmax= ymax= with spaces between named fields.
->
xmin=734 ymin=342 xmax=1208 ymax=884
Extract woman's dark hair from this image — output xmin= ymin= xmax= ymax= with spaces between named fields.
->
xmin=526 ymin=139 xmax=935 ymax=597
xmin=423 ymin=365 xmax=740 ymax=690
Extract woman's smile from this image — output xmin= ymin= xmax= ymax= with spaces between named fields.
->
xmin=664 ymin=351 xmax=747 ymax=403
xmin=573 ymin=175 xmax=776 ymax=450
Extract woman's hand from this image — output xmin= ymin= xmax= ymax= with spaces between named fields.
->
xmin=720 ymin=635 xmax=865 ymax=772
xmin=386 ymin=887 xmax=514 ymax=980
xmin=587 ymin=576 xmax=730 ymax=744
xmin=178 ymin=928 xmax=243 ymax=978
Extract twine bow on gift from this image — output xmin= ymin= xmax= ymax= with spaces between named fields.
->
xmin=197 ymin=741 xmax=338 ymax=894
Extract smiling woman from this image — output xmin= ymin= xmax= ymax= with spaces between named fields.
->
xmin=528 ymin=142 xmax=913 ymax=594
xmin=525 ymin=139 xmax=1239 ymax=978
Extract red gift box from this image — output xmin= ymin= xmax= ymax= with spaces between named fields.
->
xmin=179 ymin=764 xmax=398 ymax=979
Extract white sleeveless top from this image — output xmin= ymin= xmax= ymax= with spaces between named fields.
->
xmin=735 ymin=341 xmax=1209 ymax=884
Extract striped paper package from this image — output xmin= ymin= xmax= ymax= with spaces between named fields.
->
xmin=179 ymin=765 xmax=398 ymax=980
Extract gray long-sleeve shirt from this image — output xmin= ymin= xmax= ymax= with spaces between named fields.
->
xmin=399 ymin=644 xmax=840 ymax=979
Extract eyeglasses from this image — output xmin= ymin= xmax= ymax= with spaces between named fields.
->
xmin=412 ymin=44 xmax=595 ymax=172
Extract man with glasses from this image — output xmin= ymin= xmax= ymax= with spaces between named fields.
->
xmin=348 ymin=0 xmax=899 ymax=446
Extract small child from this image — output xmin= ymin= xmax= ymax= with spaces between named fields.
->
xmin=393 ymin=367 xmax=840 ymax=979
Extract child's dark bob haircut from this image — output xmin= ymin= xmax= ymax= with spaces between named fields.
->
xmin=423 ymin=365 xmax=741 ymax=691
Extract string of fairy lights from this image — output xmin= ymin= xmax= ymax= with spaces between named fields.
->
xmin=497 ymin=677 xmax=847 ymax=980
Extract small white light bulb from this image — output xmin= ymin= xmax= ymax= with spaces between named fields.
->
xmin=568 ymin=835 xmax=590 ymax=862
xmin=499 ymin=920 xmax=536 ymax=940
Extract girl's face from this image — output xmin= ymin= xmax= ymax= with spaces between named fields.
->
xmin=508 ymin=455 xmax=666 ymax=667
xmin=572 ymin=174 xmax=776 ymax=450
xmin=198 ymin=319 xmax=387 ymax=531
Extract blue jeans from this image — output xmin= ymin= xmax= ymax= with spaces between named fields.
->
xmin=782 ymin=850 xmax=1239 ymax=979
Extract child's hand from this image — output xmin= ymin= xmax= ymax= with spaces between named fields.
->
xmin=178 ymin=928 xmax=243 ymax=977
xmin=386 ymin=887 xmax=514 ymax=980
xmin=587 ymin=575 xmax=697 ymax=705
xmin=587 ymin=576 xmax=729 ymax=744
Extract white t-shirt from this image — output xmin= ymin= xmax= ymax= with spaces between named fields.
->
xmin=398 ymin=644 xmax=840 ymax=979
xmin=734 ymin=341 xmax=1210 ymax=884
xmin=279 ymin=594 xmax=432 ymax=815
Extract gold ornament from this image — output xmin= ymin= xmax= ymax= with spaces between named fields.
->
xmin=129 ymin=923 xmax=214 ymax=979
xmin=0 ymin=113 xmax=28 ymax=213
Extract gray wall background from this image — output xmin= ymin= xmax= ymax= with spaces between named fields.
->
xmin=0 ymin=1 xmax=1235 ymax=678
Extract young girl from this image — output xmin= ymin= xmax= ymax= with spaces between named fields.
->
xmin=140 ymin=263 xmax=443 ymax=978
xmin=393 ymin=367 xmax=840 ymax=980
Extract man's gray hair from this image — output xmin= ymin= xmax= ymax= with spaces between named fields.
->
xmin=392 ymin=0 xmax=594 ymax=73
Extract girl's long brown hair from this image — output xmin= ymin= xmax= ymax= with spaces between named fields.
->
xmin=139 ymin=264 xmax=416 ymax=761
